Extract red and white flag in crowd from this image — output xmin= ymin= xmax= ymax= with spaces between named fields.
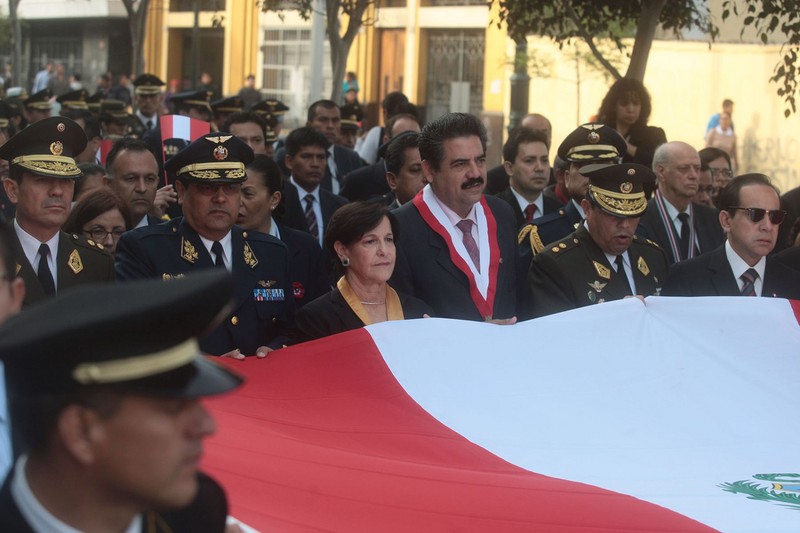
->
xmin=160 ymin=114 xmax=210 ymax=145
xmin=97 ymin=139 xmax=115 ymax=166
xmin=204 ymin=297 xmax=800 ymax=532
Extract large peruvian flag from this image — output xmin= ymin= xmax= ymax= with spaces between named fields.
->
xmin=203 ymin=297 xmax=800 ymax=531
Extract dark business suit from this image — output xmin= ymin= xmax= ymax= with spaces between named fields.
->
xmin=277 ymin=182 xmax=348 ymax=241
xmin=275 ymin=144 xmax=364 ymax=193
xmin=9 ymin=227 xmax=115 ymax=307
xmin=661 ymin=244 xmax=800 ymax=298
xmin=390 ymin=195 xmax=519 ymax=321
xmin=340 ymin=161 xmax=389 ymax=201
xmin=495 ymin=187 xmax=563 ymax=230
xmin=296 ymin=286 xmax=433 ymax=341
xmin=776 ymin=184 xmax=800 ymax=253
xmin=638 ymin=198 xmax=724 ymax=264
xmin=279 ymin=224 xmax=331 ymax=308
xmin=115 ymin=218 xmax=296 ymax=355
xmin=0 ymin=469 xmax=228 ymax=533
xmin=528 ymin=225 xmax=669 ymax=318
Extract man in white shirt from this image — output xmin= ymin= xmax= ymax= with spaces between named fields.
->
xmin=389 ymin=112 xmax=519 ymax=322
xmin=663 ymin=173 xmax=800 ymax=298
xmin=0 ymin=270 xmax=241 ymax=532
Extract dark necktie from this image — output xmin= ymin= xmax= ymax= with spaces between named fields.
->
xmin=677 ymin=212 xmax=691 ymax=260
xmin=211 ymin=241 xmax=225 ymax=268
xmin=615 ymin=254 xmax=632 ymax=296
xmin=740 ymin=268 xmax=758 ymax=296
xmin=304 ymin=194 xmax=319 ymax=240
xmin=37 ymin=243 xmax=55 ymax=296
xmin=456 ymin=219 xmax=480 ymax=271
xmin=524 ymin=204 xmax=538 ymax=223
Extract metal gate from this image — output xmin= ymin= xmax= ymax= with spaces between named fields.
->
xmin=28 ymin=37 xmax=82 ymax=87
xmin=425 ymin=29 xmax=485 ymax=121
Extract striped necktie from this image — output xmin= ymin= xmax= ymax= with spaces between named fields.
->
xmin=304 ymin=194 xmax=319 ymax=240
xmin=740 ymin=268 xmax=758 ymax=296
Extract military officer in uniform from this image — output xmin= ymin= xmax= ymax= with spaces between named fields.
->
xmin=132 ymin=73 xmax=165 ymax=135
xmin=22 ymin=89 xmax=53 ymax=125
xmin=55 ymin=88 xmax=89 ymax=113
xmin=528 ymin=163 xmax=669 ymax=318
xmin=518 ymin=123 xmax=627 ymax=258
xmin=0 ymin=270 xmax=241 ymax=533
xmin=0 ymin=116 xmax=114 ymax=307
xmin=116 ymin=133 xmax=297 ymax=357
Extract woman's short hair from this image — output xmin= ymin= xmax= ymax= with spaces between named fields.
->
xmin=324 ymin=202 xmax=399 ymax=276
xmin=597 ymin=78 xmax=653 ymax=127
xmin=63 ymin=188 xmax=133 ymax=235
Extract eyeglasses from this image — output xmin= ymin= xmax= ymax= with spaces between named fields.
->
xmin=728 ymin=207 xmax=787 ymax=225
xmin=83 ymin=227 xmax=126 ymax=241
xmin=709 ymin=168 xmax=733 ymax=179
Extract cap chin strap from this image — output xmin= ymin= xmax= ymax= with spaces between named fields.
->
xmin=72 ymin=338 xmax=198 ymax=385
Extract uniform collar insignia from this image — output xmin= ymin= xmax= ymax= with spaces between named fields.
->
xmin=637 ymin=256 xmax=650 ymax=276
xmin=180 ymin=238 xmax=199 ymax=263
xmin=593 ymin=261 xmax=611 ymax=279
xmin=15 ymin=263 xmax=21 ymax=276
xmin=243 ymin=242 xmax=258 ymax=269
xmin=67 ymin=249 xmax=83 ymax=274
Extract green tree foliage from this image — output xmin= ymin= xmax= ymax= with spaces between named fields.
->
xmin=722 ymin=0 xmax=800 ymax=117
xmin=494 ymin=0 xmax=716 ymax=81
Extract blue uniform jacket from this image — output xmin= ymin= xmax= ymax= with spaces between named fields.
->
xmin=115 ymin=218 xmax=296 ymax=355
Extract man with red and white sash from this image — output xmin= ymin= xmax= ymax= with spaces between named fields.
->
xmin=390 ymin=113 xmax=519 ymax=322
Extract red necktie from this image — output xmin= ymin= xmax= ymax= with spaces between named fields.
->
xmin=456 ymin=219 xmax=480 ymax=271
xmin=524 ymin=204 xmax=538 ymax=222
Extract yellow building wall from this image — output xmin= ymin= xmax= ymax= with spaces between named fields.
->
xmin=224 ymin=1 xmax=260 ymax=95
xmin=506 ymin=37 xmax=800 ymax=193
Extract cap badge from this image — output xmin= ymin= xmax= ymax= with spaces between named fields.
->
xmin=180 ymin=238 xmax=199 ymax=263
xmin=627 ymin=168 xmax=636 ymax=175
xmin=67 ymin=249 xmax=83 ymax=274
xmin=213 ymin=145 xmax=228 ymax=161
xmin=593 ymin=260 xmax=611 ymax=280
xmin=56 ymin=122 xmax=66 ymax=132
xmin=50 ymin=141 xmax=63 ymax=156
xmin=638 ymin=256 xmax=651 ymax=276
xmin=243 ymin=242 xmax=259 ymax=269
xmin=587 ymin=131 xmax=600 ymax=144
xmin=620 ymin=182 xmax=633 ymax=193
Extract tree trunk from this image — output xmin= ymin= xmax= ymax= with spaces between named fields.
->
xmin=326 ymin=0 xmax=370 ymax=103
xmin=122 ymin=0 xmax=150 ymax=76
xmin=625 ymin=0 xmax=666 ymax=80
xmin=9 ymin=0 xmax=21 ymax=89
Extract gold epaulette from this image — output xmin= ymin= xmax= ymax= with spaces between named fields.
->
xmin=518 ymin=224 xmax=545 ymax=256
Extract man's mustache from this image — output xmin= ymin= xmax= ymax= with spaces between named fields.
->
xmin=461 ymin=177 xmax=484 ymax=189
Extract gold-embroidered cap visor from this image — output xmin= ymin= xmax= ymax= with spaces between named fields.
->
xmin=589 ymin=185 xmax=648 ymax=218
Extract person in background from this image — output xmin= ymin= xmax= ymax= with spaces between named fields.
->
xmin=705 ymin=112 xmax=737 ymax=173
xmin=383 ymin=131 xmax=427 ymax=209
xmin=74 ymin=162 xmax=108 ymax=203
xmin=63 ymin=188 xmax=132 ymax=256
xmin=597 ymin=78 xmax=667 ymax=169
xmin=698 ymin=147 xmax=733 ymax=208
xmin=693 ymin=158 xmax=714 ymax=207
xmin=297 ymin=201 xmax=431 ymax=341
xmin=239 ymin=155 xmax=330 ymax=309
xmin=0 ymin=223 xmax=25 ymax=482
xmin=706 ymin=98 xmax=734 ymax=136
xmin=238 ymin=74 xmax=261 ymax=108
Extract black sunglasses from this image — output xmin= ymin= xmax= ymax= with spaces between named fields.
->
xmin=728 ymin=206 xmax=787 ymax=224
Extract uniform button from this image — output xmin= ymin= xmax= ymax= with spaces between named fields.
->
xmin=272 ymin=317 xmax=277 ymax=323
xmin=242 ymin=231 xmax=248 ymax=238
xmin=231 ymin=316 xmax=239 ymax=326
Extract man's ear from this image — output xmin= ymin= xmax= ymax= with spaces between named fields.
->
xmin=719 ymin=209 xmax=731 ymax=233
xmin=56 ymin=405 xmax=106 ymax=465
xmin=385 ymin=171 xmax=398 ymax=192
xmin=175 ymin=180 xmax=187 ymax=206
xmin=2 ymin=177 xmax=19 ymax=205
xmin=284 ymin=154 xmax=293 ymax=173
xmin=503 ymin=160 xmax=513 ymax=178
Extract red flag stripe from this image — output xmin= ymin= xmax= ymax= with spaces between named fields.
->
xmin=203 ymin=329 xmax=712 ymax=532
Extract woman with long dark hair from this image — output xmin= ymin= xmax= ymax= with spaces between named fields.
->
xmin=597 ymin=78 xmax=667 ymax=169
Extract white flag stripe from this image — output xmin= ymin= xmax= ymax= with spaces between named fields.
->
xmin=367 ymin=297 xmax=800 ymax=531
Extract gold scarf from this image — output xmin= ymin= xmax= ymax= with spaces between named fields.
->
xmin=337 ymin=276 xmax=404 ymax=325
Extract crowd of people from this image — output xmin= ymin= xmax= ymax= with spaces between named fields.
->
xmin=0 ymin=66 xmax=799 ymax=531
